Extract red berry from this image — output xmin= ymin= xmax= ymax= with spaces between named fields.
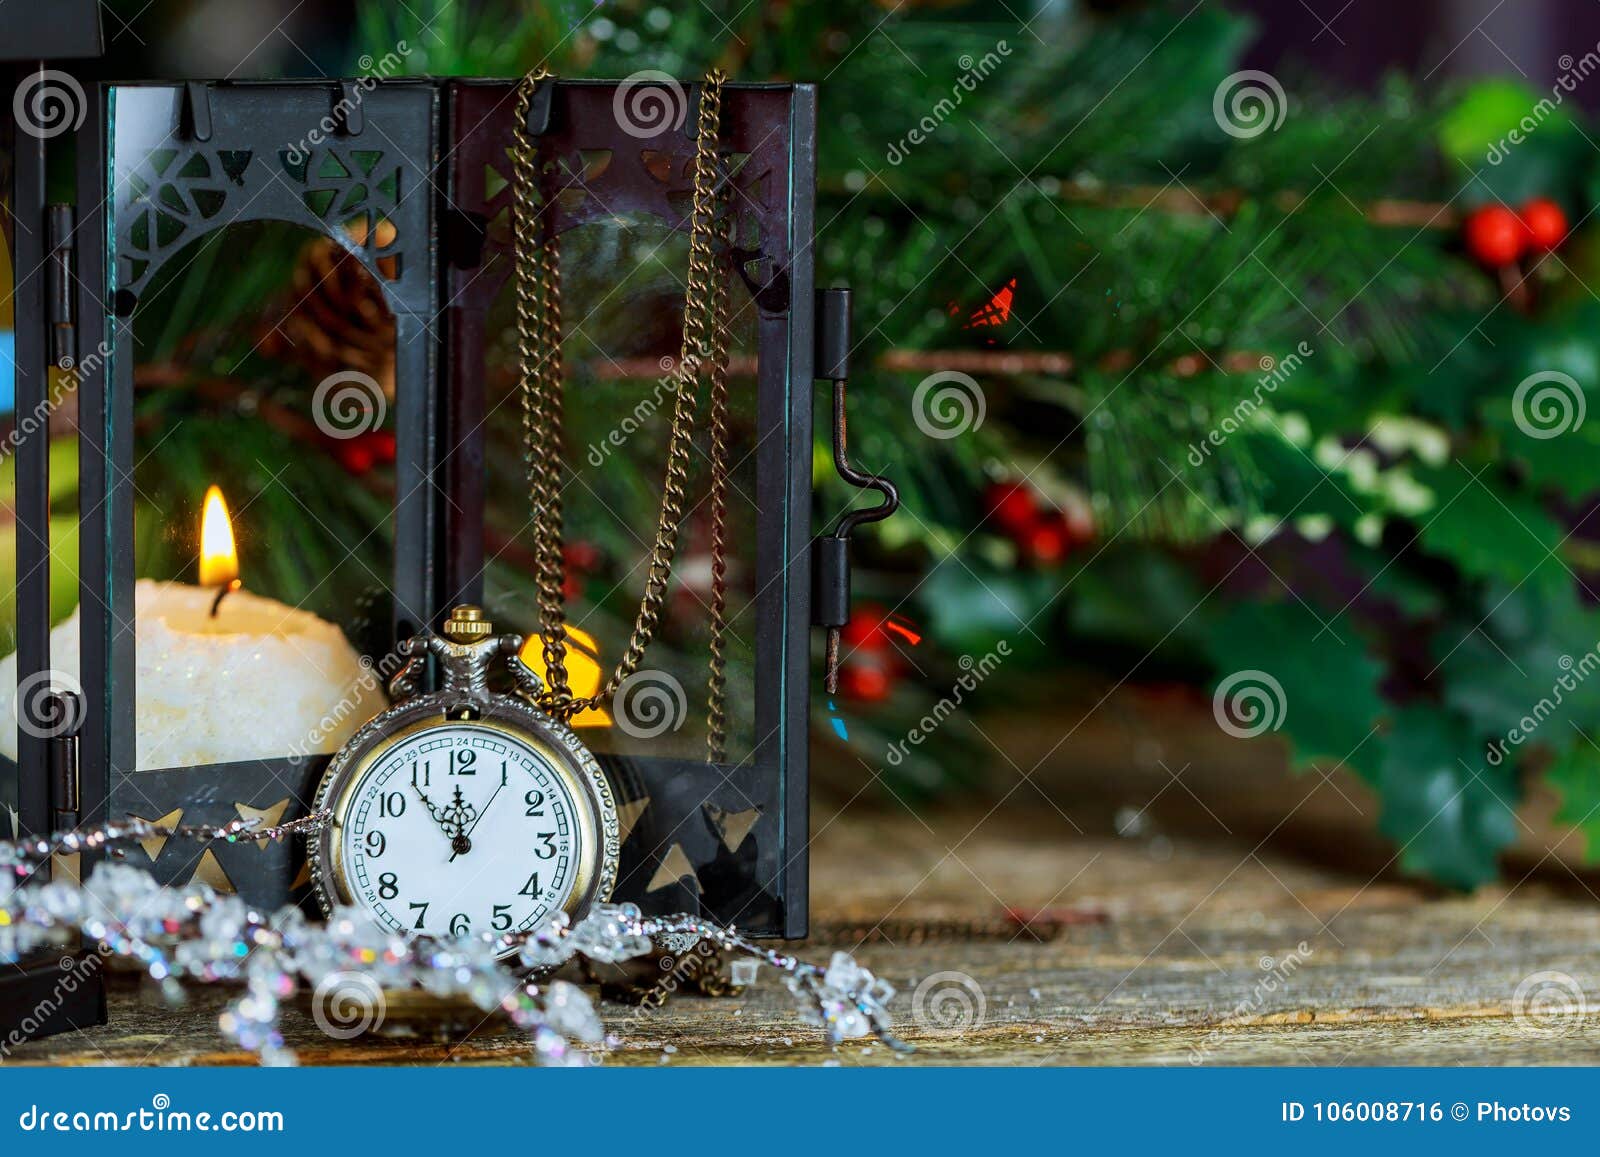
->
xmin=838 ymin=662 xmax=892 ymax=702
xmin=1520 ymin=197 xmax=1569 ymax=252
xmin=334 ymin=440 xmax=376 ymax=474
xmin=840 ymin=603 xmax=891 ymax=651
xmin=1463 ymin=204 xmax=1527 ymax=268
xmin=563 ymin=540 xmax=602 ymax=571
xmin=366 ymin=429 xmax=397 ymax=464
xmin=984 ymin=481 xmax=1040 ymax=535
xmin=1024 ymin=515 xmax=1070 ymax=565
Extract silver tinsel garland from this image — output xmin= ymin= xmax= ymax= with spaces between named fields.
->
xmin=0 ymin=814 xmax=908 ymax=1064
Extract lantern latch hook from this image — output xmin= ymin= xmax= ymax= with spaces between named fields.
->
xmin=812 ymin=287 xmax=899 ymax=692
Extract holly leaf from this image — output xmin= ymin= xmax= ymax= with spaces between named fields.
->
xmin=1375 ymin=708 xmax=1520 ymax=889
xmin=1487 ymin=413 xmax=1600 ymax=499
xmin=1438 ymin=575 xmax=1600 ymax=742
xmin=1478 ymin=310 xmax=1600 ymax=497
xmin=1200 ymin=601 xmax=1386 ymax=772
xmin=1546 ymin=735 xmax=1600 ymax=861
xmin=1414 ymin=467 xmax=1567 ymax=596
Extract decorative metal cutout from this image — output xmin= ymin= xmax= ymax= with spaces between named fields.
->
xmin=108 ymin=85 xmax=432 ymax=316
xmin=233 ymin=798 xmax=291 ymax=851
xmin=128 ymin=807 xmax=185 ymax=860
xmin=454 ymin=87 xmax=787 ymax=316
xmin=647 ymin=844 xmax=700 ymax=894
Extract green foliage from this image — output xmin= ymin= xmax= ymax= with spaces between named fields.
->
xmin=794 ymin=2 xmax=1600 ymax=880
xmin=82 ymin=0 xmax=1600 ymax=874
xmin=354 ymin=0 xmax=591 ymax=76
xmin=1437 ymin=79 xmax=1575 ymax=162
xmin=1201 ymin=601 xmax=1387 ymax=770
xmin=332 ymin=0 xmax=1600 ymax=869
xmin=1374 ymin=708 xmax=1519 ymax=890
xmin=1548 ymin=738 xmax=1600 ymax=859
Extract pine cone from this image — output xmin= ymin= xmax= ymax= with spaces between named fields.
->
xmin=260 ymin=235 xmax=395 ymax=396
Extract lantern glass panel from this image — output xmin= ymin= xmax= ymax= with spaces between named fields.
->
xmin=478 ymin=215 xmax=761 ymax=765
xmin=126 ymin=220 xmax=394 ymax=772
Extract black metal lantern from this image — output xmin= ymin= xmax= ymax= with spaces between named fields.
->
xmin=9 ymin=63 xmax=838 ymax=928
xmin=4 ymin=23 xmax=864 ymax=1047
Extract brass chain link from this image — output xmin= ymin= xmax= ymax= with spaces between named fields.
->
xmin=583 ymin=944 xmax=742 ymax=1008
xmin=511 ymin=69 xmax=732 ymax=759
xmin=704 ymin=180 xmax=732 ymax=764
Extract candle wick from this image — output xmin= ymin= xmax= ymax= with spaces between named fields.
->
xmin=209 ymin=579 xmax=242 ymax=619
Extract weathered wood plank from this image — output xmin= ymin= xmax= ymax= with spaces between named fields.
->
xmin=8 ymin=802 xmax=1598 ymax=1066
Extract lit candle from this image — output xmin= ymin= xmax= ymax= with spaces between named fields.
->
xmin=0 ymin=486 xmax=384 ymax=769
xmin=198 ymin=484 xmax=242 ymax=616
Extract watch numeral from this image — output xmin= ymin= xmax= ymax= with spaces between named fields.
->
xmin=364 ymin=829 xmax=387 ymax=858
xmin=378 ymin=872 xmax=399 ymax=900
xmin=449 ymin=912 xmax=471 ymax=936
xmin=379 ymin=791 xmax=406 ymax=818
xmin=533 ymin=831 xmax=557 ymax=860
xmin=411 ymin=759 xmax=430 ymax=789
xmin=500 ymin=761 xmax=508 ymax=787
xmin=524 ymin=789 xmax=545 ymax=817
xmin=492 ymin=904 xmax=513 ymax=932
xmin=408 ymin=901 xmax=429 ymax=930
xmin=518 ymin=871 xmax=541 ymax=897
xmin=451 ymin=747 xmax=477 ymax=775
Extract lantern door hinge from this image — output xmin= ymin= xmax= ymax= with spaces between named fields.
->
xmin=46 ymin=204 xmax=76 ymax=371
xmin=45 ymin=691 xmax=83 ymax=828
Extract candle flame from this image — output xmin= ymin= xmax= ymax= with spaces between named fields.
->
xmin=199 ymin=485 xmax=240 ymax=588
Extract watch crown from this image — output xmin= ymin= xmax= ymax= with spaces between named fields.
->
xmin=442 ymin=604 xmax=494 ymax=643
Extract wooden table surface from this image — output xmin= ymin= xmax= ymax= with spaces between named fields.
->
xmin=13 ymin=771 xmax=1600 ymax=1066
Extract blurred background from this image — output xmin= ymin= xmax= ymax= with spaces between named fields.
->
xmin=11 ymin=0 xmax=1600 ymax=890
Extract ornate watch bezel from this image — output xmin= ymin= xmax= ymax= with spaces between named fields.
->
xmin=309 ymin=628 xmax=620 ymax=953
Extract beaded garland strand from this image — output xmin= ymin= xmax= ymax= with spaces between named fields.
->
xmin=0 ymin=813 xmax=908 ymax=1064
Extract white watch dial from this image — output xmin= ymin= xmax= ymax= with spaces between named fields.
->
xmin=339 ymin=724 xmax=582 ymax=939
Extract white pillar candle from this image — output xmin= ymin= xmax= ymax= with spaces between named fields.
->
xmin=0 ymin=579 xmax=384 ymax=770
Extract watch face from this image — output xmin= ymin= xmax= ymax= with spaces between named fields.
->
xmin=335 ymin=723 xmax=585 ymax=940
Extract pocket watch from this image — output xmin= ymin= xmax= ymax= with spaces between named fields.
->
xmin=310 ymin=606 xmax=620 ymax=952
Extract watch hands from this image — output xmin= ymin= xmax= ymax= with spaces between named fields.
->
xmin=416 ymin=783 xmax=478 ymax=855
xmin=449 ymin=779 xmax=506 ymax=862
xmin=440 ymin=785 xmax=479 ymax=856
xmin=413 ymin=786 xmax=456 ymax=848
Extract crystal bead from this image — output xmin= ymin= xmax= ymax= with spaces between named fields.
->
xmin=824 ymin=950 xmax=865 ymax=993
xmin=543 ymin=980 xmax=603 ymax=1043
